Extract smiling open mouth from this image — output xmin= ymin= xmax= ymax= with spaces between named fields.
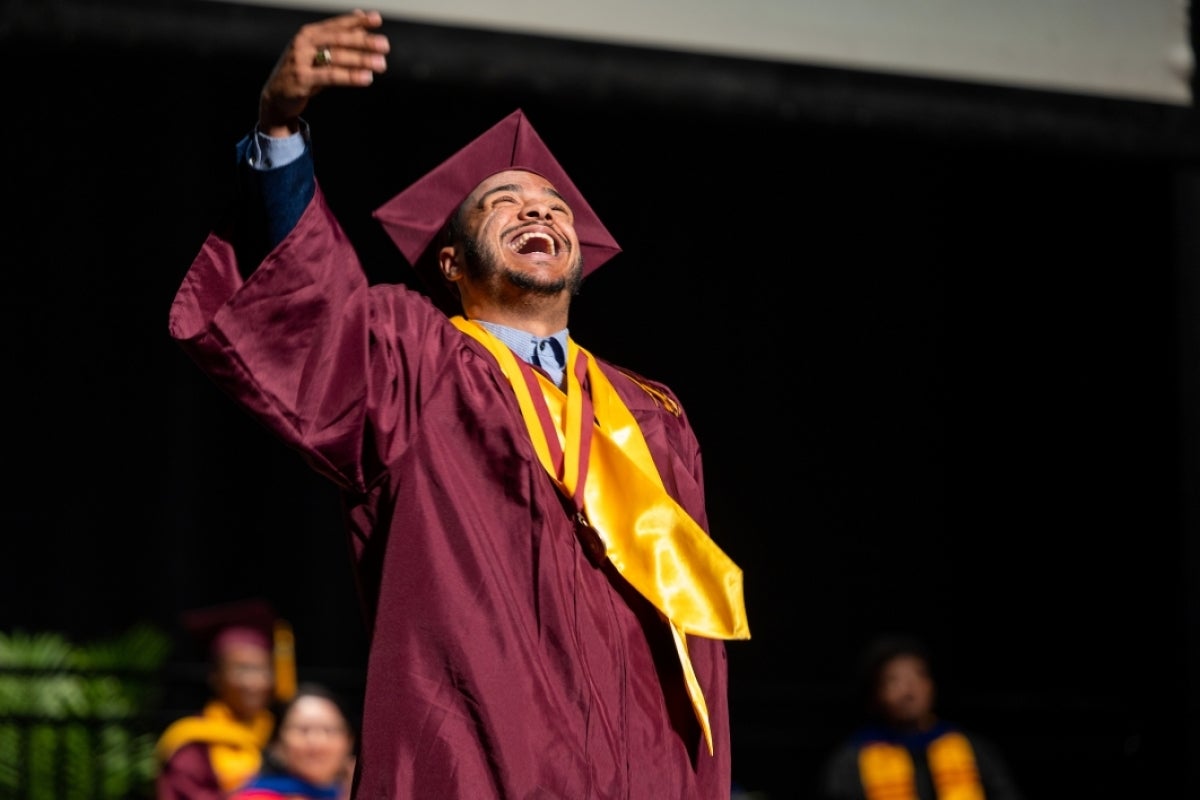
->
xmin=509 ymin=231 xmax=557 ymax=256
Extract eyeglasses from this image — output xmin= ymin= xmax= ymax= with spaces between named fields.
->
xmin=281 ymin=723 xmax=350 ymax=739
xmin=222 ymin=663 xmax=273 ymax=679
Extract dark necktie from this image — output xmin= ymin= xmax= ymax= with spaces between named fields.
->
xmin=531 ymin=337 xmax=566 ymax=387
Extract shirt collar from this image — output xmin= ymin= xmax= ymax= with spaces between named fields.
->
xmin=473 ymin=319 xmax=568 ymax=370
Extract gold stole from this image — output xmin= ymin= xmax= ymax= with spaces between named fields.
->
xmin=858 ymin=732 xmax=985 ymax=800
xmin=155 ymin=700 xmax=274 ymax=792
xmin=451 ymin=317 xmax=750 ymax=754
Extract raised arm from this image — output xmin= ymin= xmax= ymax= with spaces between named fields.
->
xmin=258 ymin=9 xmax=390 ymax=137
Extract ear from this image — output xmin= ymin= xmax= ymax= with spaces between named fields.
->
xmin=438 ymin=245 xmax=462 ymax=283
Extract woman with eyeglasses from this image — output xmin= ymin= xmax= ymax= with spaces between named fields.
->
xmin=230 ymin=682 xmax=358 ymax=800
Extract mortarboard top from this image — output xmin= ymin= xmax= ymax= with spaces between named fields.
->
xmin=181 ymin=597 xmax=278 ymax=659
xmin=372 ymin=108 xmax=622 ymax=312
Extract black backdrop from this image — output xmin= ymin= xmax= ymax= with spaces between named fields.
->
xmin=3 ymin=1 xmax=1198 ymax=797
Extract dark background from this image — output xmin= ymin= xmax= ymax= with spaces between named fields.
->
xmin=2 ymin=1 xmax=1198 ymax=797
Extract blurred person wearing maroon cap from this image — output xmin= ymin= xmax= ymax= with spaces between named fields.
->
xmin=155 ymin=599 xmax=297 ymax=800
xmin=168 ymin=9 xmax=749 ymax=799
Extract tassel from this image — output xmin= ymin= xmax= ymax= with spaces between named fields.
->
xmin=273 ymin=619 xmax=297 ymax=702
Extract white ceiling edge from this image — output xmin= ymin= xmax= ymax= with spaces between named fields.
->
xmin=210 ymin=0 xmax=1195 ymax=106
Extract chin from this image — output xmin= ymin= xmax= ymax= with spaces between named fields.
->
xmin=504 ymin=269 xmax=570 ymax=296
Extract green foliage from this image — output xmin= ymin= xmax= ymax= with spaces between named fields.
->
xmin=61 ymin=723 xmax=93 ymax=800
xmin=0 ymin=624 xmax=172 ymax=800
xmin=28 ymin=724 xmax=56 ymax=800
xmin=0 ymin=722 xmax=20 ymax=794
xmin=97 ymin=725 xmax=133 ymax=800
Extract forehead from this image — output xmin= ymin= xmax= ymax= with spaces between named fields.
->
xmin=287 ymin=695 xmax=342 ymax=721
xmin=216 ymin=640 xmax=271 ymax=666
xmin=468 ymin=169 xmax=560 ymax=199
xmin=879 ymin=654 xmax=929 ymax=679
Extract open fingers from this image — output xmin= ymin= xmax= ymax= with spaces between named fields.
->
xmin=301 ymin=9 xmax=390 ymax=85
xmin=259 ymin=10 xmax=389 ymax=132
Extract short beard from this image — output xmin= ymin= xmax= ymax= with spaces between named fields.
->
xmin=461 ymin=235 xmax=584 ymax=298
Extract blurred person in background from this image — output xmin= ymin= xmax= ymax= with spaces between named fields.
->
xmin=155 ymin=598 xmax=296 ymax=800
xmin=230 ymin=682 xmax=358 ymax=800
xmin=816 ymin=633 xmax=1024 ymax=800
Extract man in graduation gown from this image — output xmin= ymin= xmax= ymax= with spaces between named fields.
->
xmin=156 ymin=599 xmax=296 ymax=799
xmin=816 ymin=634 xmax=1025 ymax=800
xmin=168 ymin=10 xmax=749 ymax=798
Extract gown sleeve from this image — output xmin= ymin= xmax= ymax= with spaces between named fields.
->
xmin=168 ymin=139 xmax=452 ymax=495
xmin=156 ymin=742 xmax=223 ymax=800
xmin=972 ymin=733 xmax=1026 ymax=800
xmin=815 ymin=741 xmax=868 ymax=800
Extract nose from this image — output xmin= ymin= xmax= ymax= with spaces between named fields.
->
xmin=520 ymin=198 xmax=554 ymax=221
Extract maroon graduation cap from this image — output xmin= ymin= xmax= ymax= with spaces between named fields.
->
xmin=372 ymin=108 xmax=621 ymax=311
xmin=182 ymin=597 xmax=278 ymax=659
xmin=181 ymin=597 xmax=297 ymax=701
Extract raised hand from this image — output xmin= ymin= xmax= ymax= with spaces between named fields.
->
xmin=258 ymin=9 xmax=390 ymax=137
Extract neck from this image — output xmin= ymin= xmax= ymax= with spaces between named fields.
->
xmin=462 ymin=299 xmax=569 ymax=337
xmin=889 ymin=713 xmax=938 ymax=735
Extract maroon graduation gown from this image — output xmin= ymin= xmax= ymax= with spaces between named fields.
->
xmin=169 ymin=186 xmax=731 ymax=799
xmin=156 ymin=742 xmax=222 ymax=800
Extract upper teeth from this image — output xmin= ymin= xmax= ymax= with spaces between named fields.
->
xmin=510 ymin=231 xmax=556 ymax=255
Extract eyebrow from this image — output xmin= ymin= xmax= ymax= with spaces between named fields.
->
xmin=476 ymin=184 xmax=569 ymax=208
